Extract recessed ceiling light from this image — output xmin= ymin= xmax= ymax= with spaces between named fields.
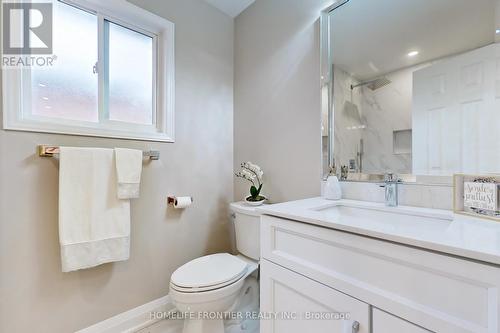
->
xmin=407 ymin=51 xmax=419 ymax=57
xmin=496 ymin=29 xmax=500 ymax=34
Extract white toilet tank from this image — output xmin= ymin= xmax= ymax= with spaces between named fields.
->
xmin=230 ymin=202 xmax=263 ymax=261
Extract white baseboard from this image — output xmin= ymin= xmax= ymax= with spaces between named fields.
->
xmin=76 ymin=295 xmax=174 ymax=333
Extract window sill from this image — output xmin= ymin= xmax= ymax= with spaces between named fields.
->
xmin=2 ymin=120 xmax=175 ymax=143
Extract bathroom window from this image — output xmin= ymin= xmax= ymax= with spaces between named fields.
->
xmin=2 ymin=0 xmax=175 ymax=142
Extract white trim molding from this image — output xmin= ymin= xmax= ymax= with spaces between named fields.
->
xmin=1 ymin=0 xmax=175 ymax=142
xmin=76 ymin=295 xmax=174 ymax=333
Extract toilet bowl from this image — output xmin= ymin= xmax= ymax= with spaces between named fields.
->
xmin=169 ymin=202 xmax=262 ymax=333
xmin=170 ymin=253 xmax=258 ymax=333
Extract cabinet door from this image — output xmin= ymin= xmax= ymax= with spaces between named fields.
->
xmin=373 ymin=308 xmax=433 ymax=333
xmin=260 ymin=259 xmax=370 ymax=333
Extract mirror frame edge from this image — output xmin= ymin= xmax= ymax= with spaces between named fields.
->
xmin=320 ymin=0 xmax=350 ymax=181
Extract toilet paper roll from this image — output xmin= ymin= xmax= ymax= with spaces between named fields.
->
xmin=173 ymin=196 xmax=192 ymax=209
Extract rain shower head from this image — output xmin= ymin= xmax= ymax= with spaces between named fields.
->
xmin=351 ymin=77 xmax=391 ymax=91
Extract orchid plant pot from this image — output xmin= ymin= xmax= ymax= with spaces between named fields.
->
xmin=245 ymin=195 xmax=267 ymax=206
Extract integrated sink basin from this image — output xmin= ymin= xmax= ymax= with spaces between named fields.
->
xmin=309 ymin=202 xmax=455 ymax=236
xmin=312 ymin=201 xmax=454 ymax=222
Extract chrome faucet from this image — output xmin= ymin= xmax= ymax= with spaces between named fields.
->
xmin=379 ymin=173 xmax=399 ymax=207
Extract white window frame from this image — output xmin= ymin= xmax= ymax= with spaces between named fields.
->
xmin=1 ymin=0 xmax=175 ymax=142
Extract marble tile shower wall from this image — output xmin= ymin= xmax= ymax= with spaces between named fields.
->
xmin=338 ymin=182 xmax=453 ymax=210
xmin=333 ymin=63 xmax=430 ymax=175
xmin=359 ymin=66 xmax=415 ymax=174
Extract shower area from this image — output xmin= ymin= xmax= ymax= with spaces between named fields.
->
xmin=332 ymin=65 xmax=413 ymax=177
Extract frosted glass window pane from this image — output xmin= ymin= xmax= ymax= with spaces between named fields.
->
xmin=31 ymin=2 xmax=98 ymax=122
xmin=108 ymin=22 xmax=153 ymax=125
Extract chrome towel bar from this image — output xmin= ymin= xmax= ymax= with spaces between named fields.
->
xmin=37 ymin=145 xmax=160 ymax=160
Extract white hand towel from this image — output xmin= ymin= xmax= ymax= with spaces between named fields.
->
xmin=114 ymin=148 xmax=143 ymax=199
xmin=59 ymin=147 xmax=130 ymax=272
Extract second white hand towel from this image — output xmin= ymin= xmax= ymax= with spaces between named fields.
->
xmin=115 ymin=148 xmax=143 ymax=199
xmin=59 ymin=147 xmax=130 ymax=272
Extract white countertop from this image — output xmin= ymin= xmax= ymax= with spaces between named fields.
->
xmin=257 ymin=197 xmax=500 ymax=266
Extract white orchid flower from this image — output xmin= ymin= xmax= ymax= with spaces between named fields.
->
xmin=241 ymin=169 xmax=256 ymax=181
xmin=242 ymin=162 xmax=263 ymax=184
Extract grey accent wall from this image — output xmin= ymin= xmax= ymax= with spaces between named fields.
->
xmin=0 ymin=0 xmax=234 ymax=331
xmin=233 ymin=0 xmax=327 ymax=203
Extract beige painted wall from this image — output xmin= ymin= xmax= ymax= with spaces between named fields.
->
xmin=0 ymin=0 xmax=234 ymax=331
xmin=234 ymin=0 xmax=327 ymax=203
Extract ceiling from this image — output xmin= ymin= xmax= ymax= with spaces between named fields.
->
xmin=330 ymin=0 xmax=496 ymax=81
xmin=203 ymin=0 xmax=255 ymax=18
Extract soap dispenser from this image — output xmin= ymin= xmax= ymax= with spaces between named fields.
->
xmin=324 ymin=165 xmax=342 ymax=200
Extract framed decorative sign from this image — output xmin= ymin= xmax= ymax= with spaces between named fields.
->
xmin=454 ymin=174 xmax=500 ymax=221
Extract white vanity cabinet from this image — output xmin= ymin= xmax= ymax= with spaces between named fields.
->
xmin=260 ymin=215 xmax=500 ymax=333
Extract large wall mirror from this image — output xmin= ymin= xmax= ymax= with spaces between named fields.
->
xmin=321 ymin=0 xmax=500 ymax=183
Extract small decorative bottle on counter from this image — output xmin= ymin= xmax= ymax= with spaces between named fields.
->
xmin=324 ymin=166 xmax=342 ymax=200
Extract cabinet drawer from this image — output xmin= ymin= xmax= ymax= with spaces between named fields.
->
xmin=260 ymin=259 xmax=370 ymax=333
xmin=261 ymin=215 xmax=500 ymax=333
xmin=373 ymin=308 xmax=433 ymax=333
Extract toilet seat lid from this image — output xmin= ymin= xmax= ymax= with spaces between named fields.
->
xmin=171 ymin=253 xmax=248 ymax=289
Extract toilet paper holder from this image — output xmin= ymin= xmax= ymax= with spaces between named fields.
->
xmin=167 ymin=196 xmax=193 ymax=206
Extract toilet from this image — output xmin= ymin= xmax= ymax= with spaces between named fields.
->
xmin=169 ymin=202 xmax=262 ymax=333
